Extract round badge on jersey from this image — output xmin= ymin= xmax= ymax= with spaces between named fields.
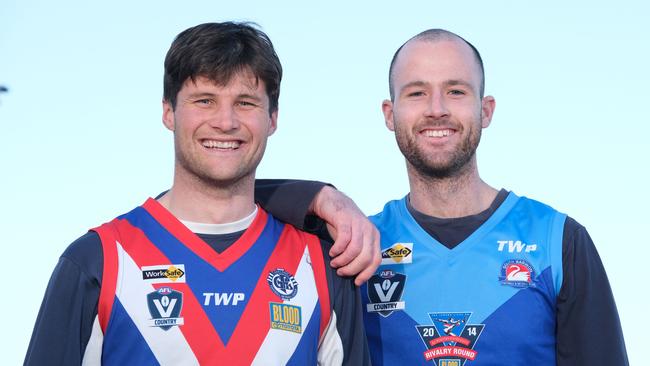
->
xmin=499 ymin=259 xmax=536 ymax=288
xmin=267 ymin=268 xmax=299 ymax=300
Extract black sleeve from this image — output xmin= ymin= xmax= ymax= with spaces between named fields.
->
xmin=556 ymin=217 xmax=629 ymax=365
xmin=24 ymin=232 xmax=103 ymax=366
xmin=319 ymin=239 xmax=371 ymax=365
xmin=254 ymin=179 xmax=329 ymax=231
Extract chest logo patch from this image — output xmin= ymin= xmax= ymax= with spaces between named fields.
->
xmin=147 ymin=287 xmax=184 ymax=330
xmin=381 ymin=243 xmax=413 ymax=264
xmin=267 ymin=268 xmax=299 ymax=300
xmin=269 ymin=302 xmax=302 ymax=333
xmin=141 ymin=264 xmax=186 ymax=284
xmin=366 ymin=269 xmax=406 ymax=317
xmin=415 ymin=312 xmax=484 ymax=365
xmin=499 ymin=259 xmax=535 ymax=288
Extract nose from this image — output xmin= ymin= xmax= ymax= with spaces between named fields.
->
xmin=424 ymin=91 xmax=449 ymax=119
xmin=208 ymin=105 xmax=240 ymax=131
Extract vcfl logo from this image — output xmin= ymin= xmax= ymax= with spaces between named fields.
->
xmin=497 ymin=240 xmax=537 ymax=253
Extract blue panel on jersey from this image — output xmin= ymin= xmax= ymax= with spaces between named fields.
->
xmin=124 ymin=207 xmax=282 ymax=344
xmin=473 ymin=267 xmax=556 ymax=365
xmin=286 ymin=302 xmax=320 ymax=366
xmin=103 ymin=299 xmax=159 ymax=366
xmin=363 ymin=306 xmax=427 ymax=366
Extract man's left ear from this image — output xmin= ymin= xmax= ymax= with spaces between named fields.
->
xmin=268 ymin=110 xmax=278 ymax=136
xmin=481 ymin=96 xmax=496 ymax=128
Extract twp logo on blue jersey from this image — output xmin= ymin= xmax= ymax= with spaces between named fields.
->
xmin=497 ymin=240 xmax=537 ymax=253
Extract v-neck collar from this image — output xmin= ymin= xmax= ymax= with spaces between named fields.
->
xmin=397 ymin=192 xmax=520 ymax=259
xmin=141 ymin=198 xmax=267 ymax=272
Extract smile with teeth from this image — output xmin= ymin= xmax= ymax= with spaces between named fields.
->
xmin=423 ymin=129 xmax=454 ymax=137
xmin=201 ymin=139 xmax=241 ymax=149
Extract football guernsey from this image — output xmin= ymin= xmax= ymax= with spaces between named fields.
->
xmin=26 ymin=195 xmax=369 ymax=365
xmin=363 ymin=192 xmax=565 ymax=366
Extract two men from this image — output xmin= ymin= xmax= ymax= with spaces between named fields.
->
xmin=285 ymin=29 xmax=628 ymax=365
xmin=25 ymin=22 xmax=369 ymax=365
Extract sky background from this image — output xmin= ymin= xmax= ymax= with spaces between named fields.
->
xmin=1 ymin=0 xmax=648 ymax=363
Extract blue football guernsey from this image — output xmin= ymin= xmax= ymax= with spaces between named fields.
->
xmin=85 ymin=198 xmax=338 ymax=365
xmin=362 ymin=192 xmax=566 ymax=366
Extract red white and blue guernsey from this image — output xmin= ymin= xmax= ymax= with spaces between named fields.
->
xmin=82 ymin=198 xmax=356 ymax=365
xmin=363 ymin=192 xmax=566 ymax=366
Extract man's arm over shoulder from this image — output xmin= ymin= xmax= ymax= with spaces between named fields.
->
xmin=254 ymin=179 xmax=328 ymax=230
xmin=24 ymin=232 xmax=103 ymax=366
xmin=556 ymin=217 xmax=628 ymax=365
xmin=318 ymin=239 xmax=370 ymax=366
xmin=255 ymin=179 xmax=380 ymax=285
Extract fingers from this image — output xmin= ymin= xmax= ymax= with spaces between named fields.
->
xmin=327 ymin=223 xmax=346 ymax=257
xmin=333 ymin=223 xmax=381 ymax=286
xmin=330 ymin=223 xmax=361 ymax=267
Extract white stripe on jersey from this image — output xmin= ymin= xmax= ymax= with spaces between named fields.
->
xmin=317 ymin=312 xmax=344 ymax=366
xmin=81 ymin=316 xmax=103 ymax=366
xmin=251 ymin=246 xmax=320 ymax=365
xmin=115 ymin=242 xmax=199 ymax=365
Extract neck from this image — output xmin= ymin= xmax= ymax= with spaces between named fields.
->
xmin=407 ymin=158 xmax=498 ymax=218
xmin=158 ymin=167 xmax=256 ymax=224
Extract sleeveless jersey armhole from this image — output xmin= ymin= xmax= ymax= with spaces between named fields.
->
xmin=549 ymin=213 xmax=567 ymax=298
xmin=93 ymin=223 xmax=119 ymax=333
xmin=304 ymin=233 xmax=331 ymax=338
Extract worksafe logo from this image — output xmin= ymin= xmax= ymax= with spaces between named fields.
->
xmin=415 ymin=312 xmax=484 ymax=365
xmin=142 ymin=264 xmax=186 ymax=284
xmin=147 ymin=287 xmax=184 ymax=331
xmin=381 ymin=243 xmax=413 ymax=264
xmin=269 ymin=302 xmax=302 ymax=333
xmin=366 ymin=269 xmax=406 ymax=317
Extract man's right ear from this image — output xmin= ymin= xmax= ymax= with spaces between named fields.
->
xmin=162 ymin=100 xmax=175 ymax=131
xmin=382 ymin=99 xmax=395 ymax=131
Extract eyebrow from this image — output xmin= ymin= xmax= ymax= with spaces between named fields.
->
xmin=400 ymin=80 xmax=429 ymax=93
xmin=399 ymin=79 xmax=475 ymax=95
xmin=187 ymin=92 xmax=217 ymax=99
xmin=237 ymin=93 xmax=263 ymax=102
xmin=445 ymin=79 xmax=473 ymax=89
xmin=186 ymin=92 xmax=263 ymax=101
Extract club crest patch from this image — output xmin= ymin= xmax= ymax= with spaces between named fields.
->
xmin=381 ymin=243 xmax=413 ymax=265
xmin=269 ymin=302 xmax=302 ymax=333
xmin=147 ymin=287 xmax=184 ymax=330
xmin=142 ymin=264 xmax=186 ymax=283
xmin=267 ymin=268 xmax=299 ymax=300
xmin=499 ymin=259 xmax=535 ymax=288
xmin=366 ymin=269 xmax=406 ymax=317
xmin=415 ymin=312 xmax=484 ymax=365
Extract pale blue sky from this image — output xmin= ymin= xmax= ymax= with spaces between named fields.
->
xmin=1 ymin=0 xmax=648 ymax=363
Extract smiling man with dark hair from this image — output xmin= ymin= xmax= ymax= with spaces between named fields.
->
xmin=25 ymin=22 xmax=370 ymax=365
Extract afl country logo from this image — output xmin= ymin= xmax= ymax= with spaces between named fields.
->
xmin=267 ymin=268 xmax=299 ymax=300
xmin=366 ymin=269 xmax=406 ymax=317
xmin=147 ymin=287 xmax=184 ymax=331
xmin=499 ymin=259 xmax=535 ymax=288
